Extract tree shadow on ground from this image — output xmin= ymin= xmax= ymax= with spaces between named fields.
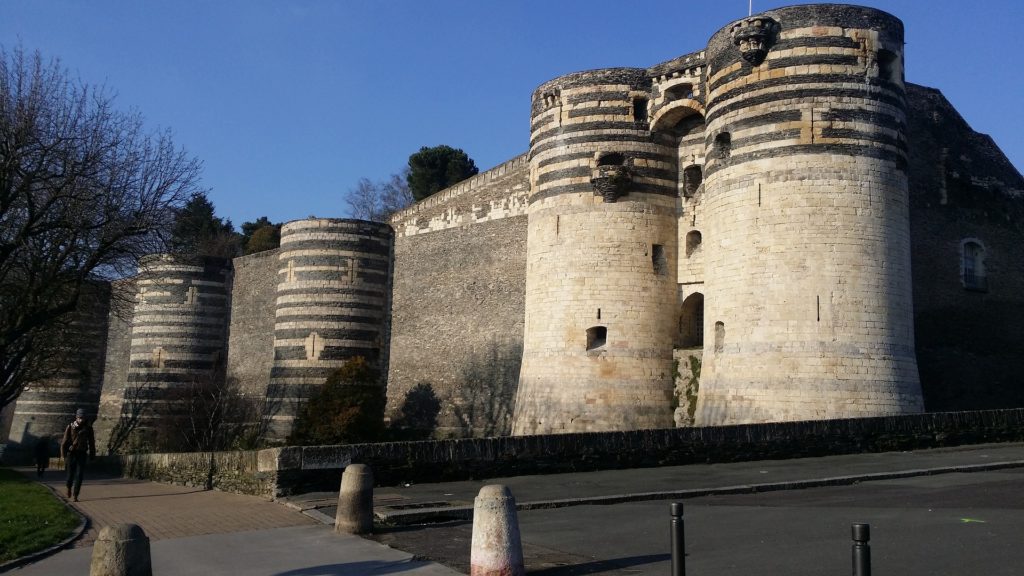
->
xmin=274 ymin=559 xmax=438 ymax=576
xmin=529 ymin=553 xmax=671 ymax=575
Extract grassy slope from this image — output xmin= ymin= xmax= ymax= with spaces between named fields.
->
xmin=0 ymin=468 xmax=79 ymax=563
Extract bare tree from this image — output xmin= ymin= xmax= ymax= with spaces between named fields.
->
xmin=344 ymin=169 xmax=414 ymax=222
xmin=0 ymin=47 xmax=201 ymax=410
xmin=150 ymin=376 xmax=274 ymax=453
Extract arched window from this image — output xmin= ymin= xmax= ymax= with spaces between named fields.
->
xmin=677 ymin=293 xmax=704 ymax=348
xmin=586 ymin=326 xmax=607 ymax=350
xmin=685 ymin=231 xmax=702 ymax=258
xmin=714 ymin=132 xmax=731 ymax=160
xmin=961 ymin=239 xmax=987 ymax=292
xmin=682 ymin=165 xmax=703 ymax=198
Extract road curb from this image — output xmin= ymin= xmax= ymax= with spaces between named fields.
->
xmin=372 ymin=459 xmax=1024 ymax=525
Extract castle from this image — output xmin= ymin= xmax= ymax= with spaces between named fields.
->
xmin=4 ymin=4 xmax=1023 ymax=453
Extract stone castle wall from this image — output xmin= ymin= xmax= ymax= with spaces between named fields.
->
xmin=904 ymin=85 xmax=1024 ymax=412
xmin=387 ymin=159 xmax=530 ymax=436
xmin=224 ymin=249 xmax=280 ymax=398
xmin=93 ymin=279 xmax=137 ymax=453
xmin=6 ymin=4 xmax=1024 ymax=451
xmin=5 ymin=283 xmax=110 ymax=457
xmin=266 ymin=218 xmax=394 ymax=441
xmin=696 ymin=5 xmax=923 ymax=424
xmin=513 ymin=68 xmax=680 ymax=434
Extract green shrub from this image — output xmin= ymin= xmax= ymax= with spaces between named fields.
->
xmin=287 ymin=357 xmax=386 ymax=445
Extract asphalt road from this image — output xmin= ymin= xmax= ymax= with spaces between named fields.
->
xmin=370 ymin=468 xmax=1024 ymax=575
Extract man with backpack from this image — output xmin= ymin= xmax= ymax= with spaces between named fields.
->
xmin=60 ymin=408 xmax=96 ymax=502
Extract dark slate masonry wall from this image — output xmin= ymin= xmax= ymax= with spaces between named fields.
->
xmin=94 ymin=279 xmax=137 ymax=454
xmin=388 ymin=217 xmax=527 ymax=437
xmin=387 ymin=158 xmax=529 ymax=438
xmin=226 ymin=248 xmax=280 ymax=397
xmin=904 ymin=85 xmax=1024 ymax=411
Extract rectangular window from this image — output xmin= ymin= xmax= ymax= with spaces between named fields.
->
xmin=652 ymin=244 xmax=668 ymax=275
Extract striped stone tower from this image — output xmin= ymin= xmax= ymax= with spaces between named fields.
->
xmin=266 ymin=218 xmax=393 ymax=441
xmin=123 ymin=255 xmax=231 ymax=435
xmin=695 ymin=5 xmax=924 ymax=425
xmin=6 ymin=283 xmax=110 ymax=460
xmin=511 ymin=68 xmax=679 ymax=435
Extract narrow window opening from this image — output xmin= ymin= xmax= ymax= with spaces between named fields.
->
xmin=714 ymin=321 xmax=725 ymax=353
xmin=877 ymin=49 xmax=900 ymax=83
xmin=597 ymin=152 xmax=626 ymax=167
xmin=586 ymin=326 xmax=608 ymax=350
xmin=682 ymin=165 xmax=703 ymax=198
xmin=632 ymin=97 xmax=648 ymax=122
xmin=962 ymin=240 xmax=987 ymax=292
xmin=714 ymin=132 xmax=731 ymax=159
xmin=685 ymin=231 xmax=703 ymax=258
xmin=677 ymin=293 xmax=704 ymax=348
xmin=652 ymin=244 xmax=668 ymax=275
xmin=597 ymin=308 xmax=601 ymax=320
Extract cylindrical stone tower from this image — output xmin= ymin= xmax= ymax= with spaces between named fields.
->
xmin=512 ymin=68 xmax=679 ymax=435
xmin=696 ymin=5 xmax=923 ymax=425
xmin=6 ymin=283 xmax=110 ymax=460
xmin=267 ymin=218 xmax=393 ymax=440
xmin=124 ymin=255 xmax=231 ymax=433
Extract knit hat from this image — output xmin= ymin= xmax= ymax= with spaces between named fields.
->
xmin=75 ymin=408 xmax=85 ymax=417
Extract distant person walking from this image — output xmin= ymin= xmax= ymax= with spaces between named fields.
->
xmin=34 ymin=436 xmax=50 ymax=477
xmin=60 ymin=408 xmax=96 ymax=501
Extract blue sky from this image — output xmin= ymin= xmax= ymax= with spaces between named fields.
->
xmin=3 ymin=1 xmax=1022 ymax=225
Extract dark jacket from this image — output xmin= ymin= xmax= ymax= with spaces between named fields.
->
xmin=61 ymin=420 xmax=96 ymax=459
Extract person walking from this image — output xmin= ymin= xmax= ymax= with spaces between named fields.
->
xmin=33 ymin=436 xmax=50 ymax=477
xmin=60 ymin=408 xmax=96 ymax=501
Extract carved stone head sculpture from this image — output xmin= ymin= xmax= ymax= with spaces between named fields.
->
xmin=730 ymin=16 xmax=779 ymax=66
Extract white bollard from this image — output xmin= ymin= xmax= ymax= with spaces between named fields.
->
xmin=470 ymin=484 xmax=525 ymax=576
xmin=335 ymin=463 xmax=374 ymax=534
xmin=89 ymin=523 xmax=152 ymax=576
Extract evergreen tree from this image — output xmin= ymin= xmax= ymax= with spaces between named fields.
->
xmin=240 ymin=216 xmax=281 ymax=254
xmin=244 ymin=224 xmax=281 ymax=254
xmin=170 ymin=192 xmax=240 ymax=258
xmin=406 ymin=145 xmax=479 ymax=201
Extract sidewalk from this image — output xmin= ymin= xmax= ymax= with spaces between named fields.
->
xmin=11 ymin=469 xmax=461 ymax=575
xmin=280 ymin=442 xmax=1024 ymax=525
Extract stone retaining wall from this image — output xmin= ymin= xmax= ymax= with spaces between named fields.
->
xmin=108 ymin=408 xmax=1024 ymax=498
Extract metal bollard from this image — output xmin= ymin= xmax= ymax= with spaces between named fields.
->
xmin=851 ymin=523 xmax=871 ymax=576
xmin=670 ymin=502 xmax=685 ymax=576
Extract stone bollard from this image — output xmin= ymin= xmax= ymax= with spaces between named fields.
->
xmin=470 ymin=484 xmax=525 ymax=576
xmin=335 ymin=463 xmax=373 ymax=534
xmin=89 ymin=523 xmax=152 ymax=576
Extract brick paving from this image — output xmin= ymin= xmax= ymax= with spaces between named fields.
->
xmin=32 ymin=469 xmax=316 ymax=546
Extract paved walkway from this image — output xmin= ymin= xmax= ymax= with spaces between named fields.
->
xmin=34 ymin=469 xmax=316 ymax=545
xmin=12 ymin=469 xmax=461 ymax=575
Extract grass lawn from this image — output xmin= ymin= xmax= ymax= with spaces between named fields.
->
xmin=0 ymin=468 xmax=80 ymax=563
